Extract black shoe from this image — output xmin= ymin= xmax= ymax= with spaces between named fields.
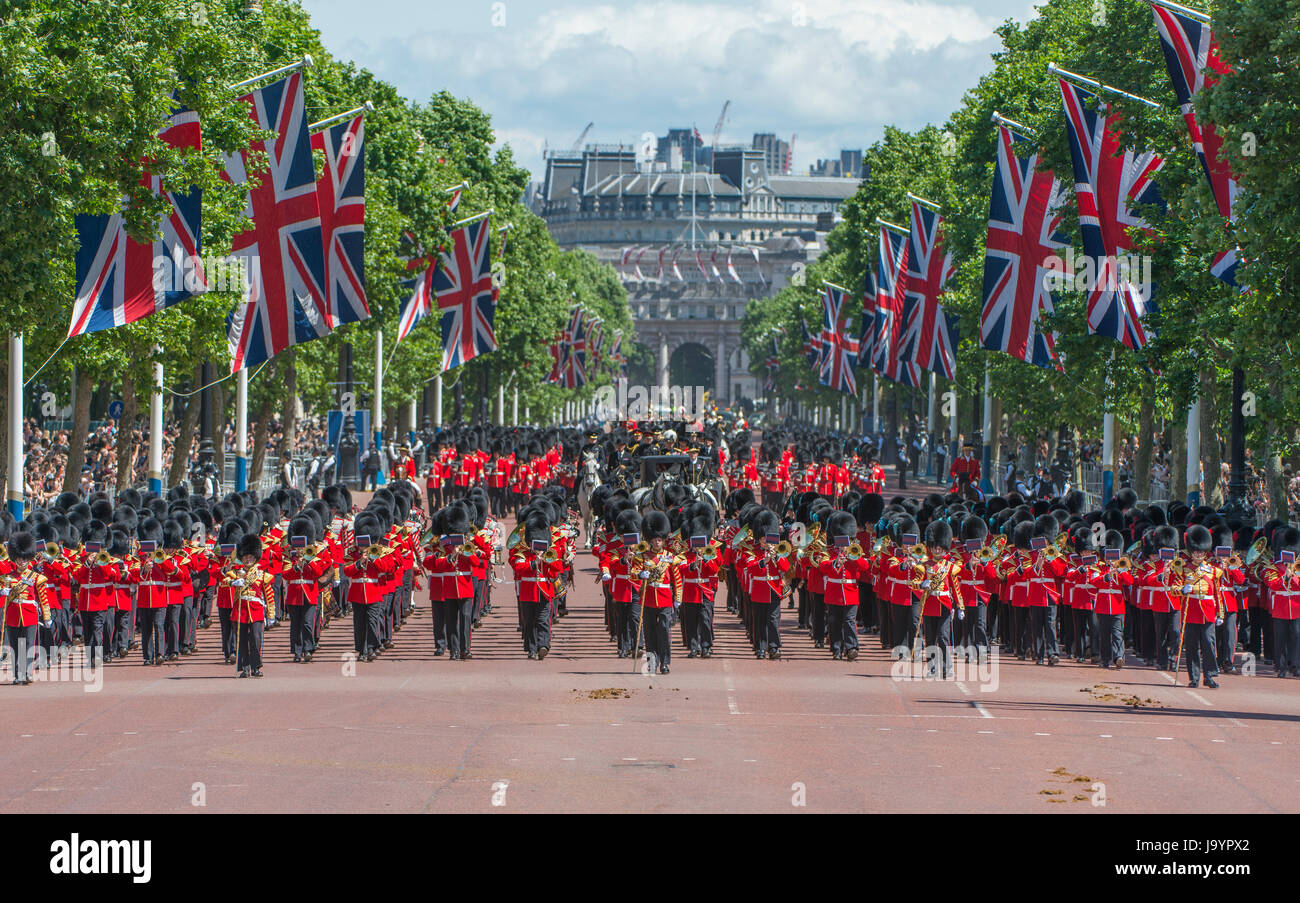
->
xmin=755 ymin=651 xmax=765 ymax=659
xmin=702 ymin=649 xmax=712 ymax=658
xmin=617 ymin=651 xmax=628 ymax=658
xmin=832 ymin=651 xmax=842 ymax=660
xmin=1049 ymin=655 xmax=1059 ymax=666
xmin=1204 ymin=677 xmax=1219 ymax=689
xmin=1187 ymin=679 xmax=1200 ymax=687
xmin=687 ymin=651 xmax=697 ymax=659
xmin=434 ymin=648 xmax=445 ymax=657
xmin=660 ymin=665 xmax=669 ymax=674
xmin=537 ymin=647 xmax=548 ymax=661
xmin=1017 ymin=653 xmax=1027 ymax=660
xmin=1114 ymin=658 xmax=1124 ymax=669
xmin=814 ymin=640 xmax=824 ymax=648
xmin=527 ymin=652 xmax=538 ymax=660
xmin=303 ymin=653 xmax=312 ymax=663
xmin=382 ymin=640 xmax=393 ymax=649
xmin=253 ymin=669 xmax=263 ymax=678
xmin=238 ymin=670 xmax=248 ymax=678
xmin=462 ymin=652 xmax=473 ymax=659
xmin=292 ymin=654 xmax=301 ymax=663
xmin=846 ymin=649 xmax=858 ymax=661
xmin=771 ymin=650 xmax=781 ymax=660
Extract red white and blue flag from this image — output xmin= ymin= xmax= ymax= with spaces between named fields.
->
xmin=1060 ymin=78 xmax=1165 ymax=352
xmin=1151 ymin=4 xmax=1240 ymax=285
xmin=70 ymin=102 xmax=205 ymax=337
xmin=873 ymin=226 xmax=918 ymax=385
xmin=224 ymin=72 xmax=330 ymax=372
xmin=819 ymin=284 xmax=859 ymax=395
xmin=433 ymin=216 xmax=499 ymax=372
xmin=311 ymin=114 xmax=370 ymax=329
xmin=560 ymin=308 xmax=588 ymax=388
xmin=900 ymin=200 xmax=958 ymax=379
xmin=859 ymin=267 xmax=877 ymax=367
xmin=980 ymin=124 xmax=1067 ymax=371
xmin=396 ymin=262 xmax=435 ymax=343
xmin=801 ymin=318 xmax=823 ymax=370
xmin=764 ymin=333 xmax=780 ymax=393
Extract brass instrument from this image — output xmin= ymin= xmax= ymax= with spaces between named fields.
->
xmin=152 ymin=548 xmax=167 ymax=564
xmin=697 ymin=544 xmax=719 ymax=563
xmin=1222 ymin=552 xmax=1243 ymax=570
xmin=543 ymin=547 xmax=560 ymax=563
xmin=772 ymin=540 xmax=794 ymax=559
xmin=94 ymin=549 xmax=113 ymax=566
xmin=1113 ymin=555 xmax=1133 ymax=573
xmin=633 ymin=540 xmax=652 ymax=557
xmin=1244 ymin=537 xmax=1269 ymax=567
xmin=844 ymin=541 xmax=865 ymax=561
xmin=43 ymin=541 xmax=63 ymax=560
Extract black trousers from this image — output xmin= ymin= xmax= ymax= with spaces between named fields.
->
xmin=753 ymin=600 xmax=780 ymax=653
xmin=617 ymin=602 xmax=641 ymax=655
xmin=1027 ymin=604 xmax=1059 ymax=660
xmin=352 ymin=601 xmax=381 ymax=656
xmin=444 ymin=597 xmax=472 ymax=656
xmin=164 ymin=604 xmax=181 ymax=656
xmin=180 ymin=595 xmax=199 ymax=651
xmin=1183 ymin=620 xmax=1218 ymax=683
xmin=643 ymin=606 xmax=671 ymax=665
xmin=114 ymin=607 xmax=134 ymax=656
xmin=877 ymin=597 xmax=893 ymax=648
xmin=524 ymin=599 xmax=552 ymax=654
xmin=79 ymin=610 xmax=108 ymax=666
xmin=1097 ymin=612 xmax=1124 ymax=666
xmin=923 ymin=608 xmax=954 ymax=676
xmin=288 ymin=604 xmax=318 ymax=656
xmin=826 ymin=603 xmax=858 ymax=655
xmin=680 ymin=600 xmax=714 ymax=654
xmin=218 ymin=608 xmax=235 ymax=659
xmin=809 ymin=592 xmax=826 ymax=644
xmin=1154 ymin=610 xmax=1182 ymax=670
xmin=1216 ymin=612 xmax=1238 ymax=671
xmin=891 ymin=602 xmax=918 ymax=657
xmin=1274 ymin=617 xmax=1300 ymax=675
xmin=236 ymin=621 xmax=264 ymax=673
xmin=138 ymin=608 xmax=166 ymax=663
xmin=960 ymin=601 xmax=989 ymax=654
xmin=432 ymin=595 xmax=448 ymax=653
xmin=4 ymin=625 xmax=37 ymax=681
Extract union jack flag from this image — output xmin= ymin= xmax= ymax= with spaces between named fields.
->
xmin=70 ymin=102 xmax=205 ymax=337
xmin=1151 ymin=4 xmax=1240 ymax=285
xmin=750 ymin=246 xmax=766 ymax=286
xmin=560 ymin=308 xmax=588 ymax=388
xmin=670 ymin=246 xmax=684 ymax=282
xmin=859 ymin=267 xmax=877 ymax=367
xmin=311 ymin=114 xmax=370 ymax=329
xmin=433 ymin=216 xmax=499 ymax=372
xmin=726 ymin=247 xmax=742 ymax=283
xmin=802 ymin=317 xmax=824 ymax=370
xmin=224 ymin=72 xmax=330 ymax=373
xmin=607 ymin=330 xmax=626 ymax=374
xmin=708 ymin=249 xmax=724 ymax=284
xmin=899 ymin=201 xmax=958 ymax=379
xmin=980 ymin=125 xmax=1067 ymax=371
xmin=872 ymin=226 xmax=909 ymax=382
xmin=1059 ymin=78 xmax=1165 ymax=352
xmin=396 ymin=262 xmax=435 ymax=343
xmin=819 ymin=284 xmax=859 ymax=395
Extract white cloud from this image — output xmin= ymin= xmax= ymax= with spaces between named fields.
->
xmin=303 ymin=0 xmax=1031 ymax=180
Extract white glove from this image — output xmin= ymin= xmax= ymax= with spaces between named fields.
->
xmin=601 ymin=573 xmax=611 ymax=583
xmin=955 ymin=609 xmax=964 ymax=621
xmin=639 ymin=570 xmax=650 ymax=580
xmin=1181 ymin=584 xmax=1193 ymax=595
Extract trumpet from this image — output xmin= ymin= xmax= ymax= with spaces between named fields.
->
xmin=152 ymin=548 xmax=167 ymax=564
xmin=94 ymin=549 xmax=114 ymax=566
xmin=844 ymin=541 xmax=865 ymax=561
xmin=1113 ymin=556 xmax=1133 ymax=573
xmin=697 ymin=544 xmax=719 ymax=563
xmin=772 ymin=540 xmax=794 ymax=559
xmin=1223 ymin=552 xmax=1243 ymax=570
xmin=633 ymin=540 xmax=652 ymax=557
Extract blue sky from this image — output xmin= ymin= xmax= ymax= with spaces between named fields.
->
xmin=301 ymin=0 xmax=1042 ymax=181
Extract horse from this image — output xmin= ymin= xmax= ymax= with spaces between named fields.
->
xmin=576 ymin=451 xmax=603 ymax=548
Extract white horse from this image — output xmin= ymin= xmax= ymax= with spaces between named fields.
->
xmin=577 ymin=451 xmax=603 ymax=548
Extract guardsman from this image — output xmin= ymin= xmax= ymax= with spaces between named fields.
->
xmin=819 ymin=511 xmax=868 ymax=661
xmin=679 ymin=514 xmax=721 ymax=659
xmin=886 ymin=520 xmax=924 ymax=660
xmin=343 ymin=518 xmax=396 ymax=662
xmin=423 ymin=505 xmax=483 ymax=660
xmin=161 ymin=520 xmax=188 ymax=661
xmin=129 ymin=521 xmax=172 ymax=666
xmin=604 ymin=511 xmax=641 ymax=657
xmin=1215 ymin=527 xmax=1247 ymax=674
xmin=283 ymin=516 xmax=330 ymax=663
xmin=3 ymin=533 xmax=53 ymax=685
xmin=1139 ymin=525 xmax=1184 ymax=671
xmin=229 ymin=534 xmax=275 ymax=678
xmin=1179 ymin=525 xmax=1224 ymax=688
xmin=1088 ymin=531 xmax=1134 ymax=668
xmin=509 ymin=517 xmax=565 ymax=660
xmin=949 ymin=441 xmax=980 ymax=491
xmin=1024 ymin=517 xmax=1067 ymax=665
xmin=741 ymin=512 xmax=788 ymax=660
xmin=71 ymin=538 xmax=119 ymax=668
xmin=1263 ymin=526 xmax=1300 ymax=677
xmin=914 ymin=521 xmax=966 ymax=679
xmin=631 ymin=511 xmax=680 ymax=674
xmin=954 ymin=515 xmax=998 ymax=662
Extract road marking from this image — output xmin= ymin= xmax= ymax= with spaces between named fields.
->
xmin=1156 ymin=737 xmax=1173 ymax=741
xmin=878 ymin=727 xmax=891 ymax=731
xmin=556 ymin=723 xmax=569 ymax=727
xmin=1212 ymin=739 xmax=1224 ymax=743
xmin=124 ymin=731 xmax=137 ymax=735
xmin=927 ymin=729 xmax=938 ymax=733
xmin=1160 ymin=672 xmax=1177 ymax=685
xmin=974 ymin=702 xmax=993 ymax=719
xmin=955 ymin=682 xmax=972 ymax=696
xmin=724 ymin=660 xmax=741 ymax=715
xmin=562 ymin=757 xmax=575 ymax=761
xmin=1271 ymin=741 xmax=1282 ymax=745
xmin=1229 ymin=718 xmax=1247 ymax=728
xmin=683 ymin=757 xmax=696 ymax=761
xmin=1034 ymin=732 xmax=1050 ymax=736
xmin=744 ymin=759 xmax=758 ymax=763
xmin=1100 ymin=734 xmax=1112 ymax=738
xmin=20 ymin=734 xmax=31 ymax=738
xmin=622 ymin=757 xmax=637 ymax=761
xmin=1187 ymin=691 xmax=1212 ymax=706
xmin=978 ymin=730 xmax=994 ymax=734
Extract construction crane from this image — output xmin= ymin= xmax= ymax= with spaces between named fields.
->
xmin=785 ymin=133 xmax=796 ymax=174
xmin=709 ymin=101 xmax=730 ymax=162
xmin=570 ymin=122 xmax=594 ymax=152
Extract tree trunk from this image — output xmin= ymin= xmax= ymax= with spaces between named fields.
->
xmin=1169 ymin=417 xmax=1186 ymax=508
xmin=1135 ymin=394 xmax=1154 ymax=501
xmin=63 ymin=369 xmax=95 ymax=493
xmin=989 ymin=395 xmax=1003 ymax=491
xmin=167 ymin=364 xmax=202 ymax=490
xmin=0 ymin=362 xmax=7 ymax=501
xmin=115 ymin=374 xmax=137 ymax=494
xmin=280 ymin=347 xmax=297 ymax=465
xmin=1195 ymin=365 xmax=1221 ymax=506
xmin=212 ymin=378 xmax=226 ymax=480
xmin=1265 ymin=372 xmax=1288 ymax=521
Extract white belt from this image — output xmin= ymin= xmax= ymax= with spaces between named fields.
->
xmin=520 ymin=577 xmax=548 ymax=583
xmin=138 ymin=581 xmax=165 ymax=587
xmin=441 ymin=571 xmax=472 ymax=578
xmin=684 ymin=578 xmax=713 ymax=585
xmin=1187 ymin=594 xmax=1214 ymax=601
xmin=1030 ymin=577 xmax=1056 ymax=584
xmin=287 ymin=580 xmax=317 ymax=587
xmin=886 ymin=576 xmax=906 ymax=585
xmin=648 ymin=583 xmax=669 ymax=589
xmin=1096 ymin=589 xmax=1123 ymax=596
xmin=239 ymin=594 xmax=264 ymax=603
xmin=1274 ymin=590 xmax=1299 ymax=597
xmin=80 ymin=583 xmax=113 ymax=590
xmin=351 ymin=578 xmax=377 ymax=584
xmin=826 ymin=578 xmax=858 ymax=585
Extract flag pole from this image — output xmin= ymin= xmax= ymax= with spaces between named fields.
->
xmin=906 ymin=193 xmax=941 ymax=213
xmin=148 ymin=352 xmax=164 ymax=495
xmin=230 ymin=55 xmax=313 ymax=91
xmin=1102 ymin=349 xmax=1116 ymax=505
xmin=235 ymin=367 xmax=248 ymax=491
xmin=7 ymin=334 xmax=23 ymax=519
xmin=308 ymin=100 xmax=374 ymax=132
xmin=1048 ymin=63 xmax=1162 ymax=108
xmin=991 ymin=110 xmax=1038 ymax=138
xmin=926 ymin=371 xmax=937 ymax=479
xmin=1145 ymin=0 xmax=1211 ymax=22
xmin=374 ymin=328 xmax=384 ymax=460
xmin=875 ymin=217 xmax=909 ymax=236
xmin=450 ymin=209 xmax=493 ymax=228
xmin=980 ymin=360 xmax=994 ymax=495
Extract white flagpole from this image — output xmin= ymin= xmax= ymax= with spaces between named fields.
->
xmin=7 ymin=334 xmax=23 ymax=519
xmin=433 ymin=373 xmax=443 ymax=427
xmin=235 ymin=367 xmax=248 ymax=491
xmin=926 ymin=371 xmax=937 ymax=478
xmin=149 ymin=354 xmax=164 ymax=495
xmin=1186 ymin=398 xmax=1201 ymax=506
xmin=511 ymin=387 xmax=519 ymax=426
xmin=497 ymin=382 xmax=504 ymax=426
xmin=872 ymin=374 xmax=880 ymax=434
xmin=374 ymin=329 xmax=383 ymax=467
xmin=981 ymin=361 xmax=993 ymax=494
